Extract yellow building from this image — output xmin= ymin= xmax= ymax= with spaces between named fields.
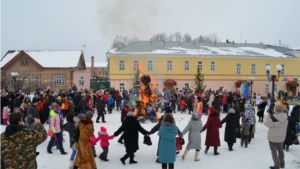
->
xmin=108 ymin=41 xmax=300 ymax=96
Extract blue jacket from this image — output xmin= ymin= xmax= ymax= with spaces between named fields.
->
xmin=158 ymin=124 xmax=178 ymax=163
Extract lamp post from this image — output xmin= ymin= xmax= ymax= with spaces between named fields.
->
xmin=11 ymin=72 xmax=19 ymax=91
xmin=265 ymin=65 xmax=282 ymax=105
xmin=249 ymin=76 xmax=255 ymax=103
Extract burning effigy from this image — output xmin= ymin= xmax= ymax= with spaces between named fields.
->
xmin=136 ymin=74 xmax=158 ymax=123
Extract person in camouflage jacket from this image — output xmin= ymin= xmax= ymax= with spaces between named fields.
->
xmin=1 ymin=113 xmax=47 ymax=169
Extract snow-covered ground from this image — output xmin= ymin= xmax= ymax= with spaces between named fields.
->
xmin=1 ymin=109 xmax=300 ymax=169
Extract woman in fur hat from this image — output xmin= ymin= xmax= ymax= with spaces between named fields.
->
xmin=74 ymin=112 xmax=97 ymax=169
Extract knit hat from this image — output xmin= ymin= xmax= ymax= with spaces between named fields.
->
xmin=191 ymin=112 xmax=200 ymax=120
xmin=32 ymin=98 xmax=39 ymax=104
xmin=228 ymin=108 xmax=235 ymax=114
xmin=165 ymin=107 xmax=173 ymax=114
xmin=85 ymin=111 xmax=94 ymax=119
xmin=274 ymin=104 xmax=283 ymax=112
xmin=100 ymin=126 xmax=107 ymax=132
xmin=54 ymin=104 xmax=61 ymax=112
xmin=127 ymin=111 xmax=134 ymax=117
xmin=77 ymin=113 xmax=85 ymax=119
xmin=282 ymin=109 xmax=289 ymax=115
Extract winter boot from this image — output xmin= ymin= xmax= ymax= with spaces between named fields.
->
xmin=129 ymin=155 xmax=137 ymax=164
xmin=69 ymin=160 xmax=74 ymax=169
xmin=120 ymin=154 xmax=129 ymax=165
xmin=194 ymin=151 xmax=200 ymax=161
xmin=204 ymin=146 xmax=209 ymax=154
xmin=181 ymin=149 xmax=189 ymax=160
xmin=214 ymin=147 xmax=219 ymax=155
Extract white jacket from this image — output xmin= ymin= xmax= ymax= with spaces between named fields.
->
xmin=264 ymin=112 xmax=288 ymax=143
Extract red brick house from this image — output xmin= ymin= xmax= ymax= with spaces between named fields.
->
xmin=0 ymin=50 xmax=86 ymax=92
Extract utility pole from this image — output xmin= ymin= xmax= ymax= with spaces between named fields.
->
xmin=83 ymin=45 xmax=86 ymax=56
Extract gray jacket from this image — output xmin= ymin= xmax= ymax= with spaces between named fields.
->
xmin=264 ymin=112 xmax=288 ymax=143
xmin=181 ymin=113 xmax=203 ymax=150
xmin=27 ymin=105 xmax=40 ymax=119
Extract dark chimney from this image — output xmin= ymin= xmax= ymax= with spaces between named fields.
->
xmin=91 ymin=56 xmax=94 ymax=76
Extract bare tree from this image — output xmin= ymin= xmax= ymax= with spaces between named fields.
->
xmin=193 ymin=33 xmax=220 ymax=42
xmin=151 ymin=33 xmax=167 ymax=41
xmin=111 ymin=35 xmax=139 ymax=48
xmin=166 ymin=32 xmax=181 ymax=41
xmin=182 ymin=33 xmax=192 ymax=42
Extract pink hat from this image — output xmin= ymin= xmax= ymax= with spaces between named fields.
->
xmin=54 ymin=104 xmax=61 ymax=113
xmin=100 ymin=126 xmax=107 ymax=132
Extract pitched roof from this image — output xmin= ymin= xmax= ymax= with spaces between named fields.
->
xmin=1 ymin=50 xmax=83 ymax=68
xmin=109 ymin=41 xmax=297 ymax=58
xmin=85 ymin=62 xmax=107 ymax=67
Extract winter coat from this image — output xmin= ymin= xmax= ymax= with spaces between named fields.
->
xmin=1 ymin=123 xmax=47 ymax=169
xmin=221 ymin=113 xmax=237 ymax=143
xmin=242 ymin=104 xmax=255 ymax=125
xmin=96 ymin=99 xmax=105 ymax=114
xmin=196 ymin=101 xmax=203 ymax=117
xmin=238 ymin=99 xmax=246 ymax=112
xmin=202 ymin=114 xmax=222 ymax=146
xmin=264 ymin=111 xmax=288 ymax=143
xmin=73 ymin=94 xmax=81 ymax=106
xmin=181 ymin=113 xmax=203 ymax=150
xmin=74 ymin=118 xmax=96 ymax=169
xmin=114 ymin=116 xmax=148 ymax=154
xmin=116 ymin=95 xmax=122 ymax=106
xmin=78 ymin=99 xmax=87 ymax=109
xmin=2 ymin=108 xmax=8 ymax=119
xmin=120 ymin=105 xmax=130 ymax=122
xmin=49 ymin=110 xmax=61 ymax=133
xmin=68 ymin=102 xmax=75 ymax=113
xmin=187 ymin=97 xmax=193 ymax=111
xmin=63 ymin=121 xmax=75 ymax=148
xmin=27 ymin=105 xmax=40 ymax=119
xmin=257 ymin=102 xmax=267 ymax=117
xmin=222 ymin=97 xmax=228 ymax=105
xmin=232 ymin=105 xmax=240 ymax=117
xmin=291 ymin=105 xmax=300 ymax=123
xmin=179 ymin=100 xmax=187 ymax=110
xmin=158 ymin=123 xmax=178 ymax=163
xmin=227 ymin=95 xmax=233 ymax=104
xmin=212 ymin=99 xmax=222 ymax=112
xmin=284 ymin=116 xmax=296 ymax=145
xmin=98 ymin=132 xmax=114 ymax=148
xmin=12 ymin=98 xmax=21 ymax=109
xmin=208 ymin=95 xmax=214 ymax=107
xmin=241 ymin=122 xmax=250 ymax=136
xmin=89 ymin=135 xmax=98 ymax=147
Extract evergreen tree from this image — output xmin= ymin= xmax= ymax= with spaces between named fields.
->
xmin=193 ymin=68 xmax=206 ymax=93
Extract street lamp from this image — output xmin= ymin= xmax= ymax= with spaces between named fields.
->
xmin=11 ymin=72 xmax=19 ymax=91
xmin=265 ymin=64 xmax=282 ymax=105
xmin=248 ymin=76 xmax=255 ymax=103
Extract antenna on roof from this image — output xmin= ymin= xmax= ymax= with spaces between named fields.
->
xmin=245 ymin=40 xmax=247 ymax=46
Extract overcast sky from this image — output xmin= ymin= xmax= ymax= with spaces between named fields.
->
xmin=1 ymin=0 xmax=300 ymax=62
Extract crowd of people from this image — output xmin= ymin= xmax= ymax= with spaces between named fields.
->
xmin=1 ymin=85 xmax=300 ymax=169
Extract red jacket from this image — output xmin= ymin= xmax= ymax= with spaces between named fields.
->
xmin=89 ymin=135 xmax=98 ymax=146
xmin=222 ymin=97 xmax=228 ymax=104
xmin=103 ymin=94 xmax=108 ymax=102
xmin=98 ymin=133 xmax=114 ymax=148
xmin=202 ymin=114 xmax=222 ymax=146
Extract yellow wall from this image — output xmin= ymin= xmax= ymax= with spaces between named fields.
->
xmin=109 ymin=55 xmax=300 ymax=81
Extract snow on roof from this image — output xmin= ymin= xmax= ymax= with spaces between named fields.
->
xmin=1 ymin=50 xmax=83 ymax=68
xmin=85 ymin=62 xmax=107 ymax=67
xmin=109 ymin=41 xmax=296 ymax=58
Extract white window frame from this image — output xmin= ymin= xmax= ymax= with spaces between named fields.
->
xmin=21 ymin=58 xmax=28 ymax=65
xmin=22 ymin=75 xmax=28 ymax=86
xmin=167 ymin=61 xmax=172 ymax=71
xmin=236 ymin=63 xmax=241 ymax=75
xmin=251 ymin=64 xmax=256 ymax=75
xmin=78 ymin=76 xmax=84 ymax=86
xmin=280 ymin=64 xmax=285 ymax=75
xmin=120 ymin=83 xmax=125 ymax=92
xmin=185 ymin=83 xmax=189 ymax=89
xmin=198 ymin=61 xmax=203 ymax=71
xmin=133 ymin=60 xmax=139 ymax=71
xmin=211 ymin=61 xmax=216 ymax=71
xmin=33 ymin=75 xmax=40 ymax=86
xmin=119 ymin=60 xmax=125 ymax=70
xmin=266 ymin=64 xmax=270 ymax=75
xmin=147 ymin=60 xmax=153 ymax=71
xmin=184 ymin=61 xmax=190 ymax=71
xmin=265 ymin=84 xmax=270 ymax=93
xmin=53 ymin=75 xmax=65 ymax=86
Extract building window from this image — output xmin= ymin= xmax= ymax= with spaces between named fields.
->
xmin=211 ymin=61 xmax=215 ymax=71
xmin=133 ymin=60 xmax=139 ymax=71
xmin=20 ymin=58 xmax=28 ymax=66
xmin=120 ymin=83 xmax=124 ymax=92
xmin=22 ymin=75 xmax=28 ymax=86
xmin=198 ymin=61 xmax=203 ymax=70
xmin=147 ymin=61 xmax=153 ymax=71
xmin=34 ymin=75 xmax=40 ymax=86
xmin=53 ymin=75 xmax=65 ymax=86
xmin=167 ymin=61 xmax=172 ymax=71
xmin=236 ymin=64 xmax=241 ymax=75
xmin=265 ymin=84 xmax=269 ymax=93
xmin=98 ymin=70 xmax=102 ymax=75
xmin=266 ymin=64 xmax=270 ymax=75
xmin=185 ymin=83 xmax=189 ymax=89
xmin=78 ymin=77 xmax=84 ymax=86
xmin=105 ymin=70 xmax=108 ymax=76
xmin=251 ymin=64 xmax=256 ymax=75
xmin=274 ymin=84 xmax=278 ymax=93
xmin=280 ymin=64 xmax=285 ymax=75
xmin=119 ymin=60 xmax=125 ymax=70
xmin=184 ymin=61 xmax=190 ymax=71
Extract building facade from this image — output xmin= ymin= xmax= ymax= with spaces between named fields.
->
xmin=0 ymin=50 xmax=87 ymax=92
xmin=108 ymin=41 xmax=300 ymax=96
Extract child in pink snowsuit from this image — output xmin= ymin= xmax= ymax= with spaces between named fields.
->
xmin=97 ymin=126 xmax=114 ymax=161
xmin=2 ymin=107 xmax=9 ymax=125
